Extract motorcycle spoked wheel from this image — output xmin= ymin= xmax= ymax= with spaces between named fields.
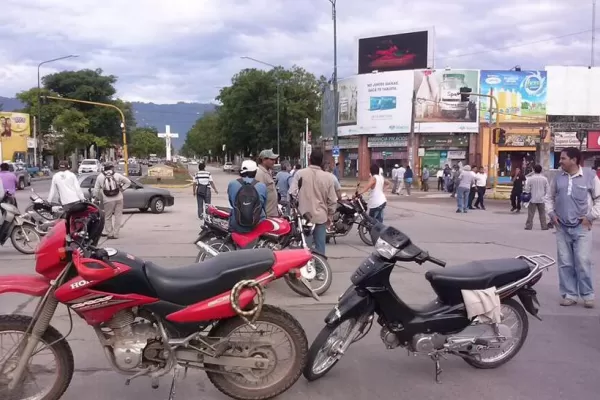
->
xmin=0 ymin=315 xmax=74 ymax=400
xmin=205 ymin=305 xmax=308 ymax=400
xmin=196 ymin=238 xmax=234 ymax=262
xmin=10 ymin=225 xmax=41 ymax=255
xmin=303 ymin=317 xmax=361 ymax=381
xmin=357 ymin=222 xmax=373 ymax=246
xmin=283 ymin=252 xmax=332 ymax=297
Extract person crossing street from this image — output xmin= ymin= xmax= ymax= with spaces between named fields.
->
xmin=93 ymin=162 xmax=131 ymax=239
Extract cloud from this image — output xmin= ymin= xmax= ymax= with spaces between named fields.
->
xmin=0 ymin=0 xmax=595 ymax=103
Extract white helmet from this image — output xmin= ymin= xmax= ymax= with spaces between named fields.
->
xmin=240 ymin=160 xmax=258 ymax=174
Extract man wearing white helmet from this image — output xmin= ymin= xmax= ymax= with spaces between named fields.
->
xmin=227 ymin=160 xmax=268 ymax=233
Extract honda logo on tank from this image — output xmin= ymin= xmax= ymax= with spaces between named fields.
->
xmin=588 ymin=131 xmax=600 ymax=150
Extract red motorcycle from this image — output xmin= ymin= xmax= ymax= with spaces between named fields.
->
xmin=0 ymin=202 xmax=313 ymax=400
xmin=195 ymin=203 xmax=333 ymax=298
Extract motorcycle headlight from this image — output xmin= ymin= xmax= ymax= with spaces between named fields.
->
xmin=374 ymin=237 xmax=399 ymax=260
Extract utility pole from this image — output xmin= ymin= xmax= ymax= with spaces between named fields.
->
xmin=408 ymin=91 xmax=417 ymax=169
xmin=329 ymin=0 xmax=339 ymax=148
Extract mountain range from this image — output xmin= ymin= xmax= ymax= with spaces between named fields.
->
xmin=0 ymin=96 xmax=216 ymax=149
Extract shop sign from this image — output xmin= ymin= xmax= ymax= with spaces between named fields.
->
xmin=554 ymin=131 xmax=587 ymax=151
xmin=371 ymin=151 xmax=407 ymax=160
xmin=501 ymin=134 xmax=539 ymax=147
xmin=447 ymin=150 xmax=466 ymax=159
xmin=367 ymin=135 xmax=408 ymax=148
xmin=587 ymin=131 xmax=600 ymax=150
xmin=324 ymin=137 xmax=359 ymax=150
xmin=420 ymin=134 xmax=469 ymax=147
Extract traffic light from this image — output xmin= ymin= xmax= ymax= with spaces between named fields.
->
xmin=492 ymin=128 xmax=506 ymax=145
xmin=459 ymin=87 xmax=472 ymax=102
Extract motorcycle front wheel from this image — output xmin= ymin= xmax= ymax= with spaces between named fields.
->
xmin=284 ymin=252 xmax=332 ymax=297
xmin=196 ymin=238 xmax=234 ymax=262
xmin=303 ymin=317 xmax=363 ymax=381
xmin=10 ymin=225 xmax=41 ymax=255
xmin=357 ymin=222 xmax=373 ymax=246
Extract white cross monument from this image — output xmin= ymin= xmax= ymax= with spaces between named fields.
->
xmin=157 ymin=125 xmax=179 ymax=161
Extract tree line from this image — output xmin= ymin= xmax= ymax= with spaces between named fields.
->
xmin=181 ymin=66 xmax=327 ymax=159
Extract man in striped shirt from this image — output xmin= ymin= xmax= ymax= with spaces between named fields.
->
xmin=193 ymin=162 xmax=218 ymax=218
xmin=524 ymin=164 xmax=549 ymax=230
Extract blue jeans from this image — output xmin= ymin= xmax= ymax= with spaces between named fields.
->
xmin=196 ymin=191 xmax=211 ymax=218
xmin=556 ymin=224 xmax=594 ymax=301
xmin=307 ymin=223 xmax=327 ymax=255
xmin=368 ymin=202 xmax=386 ymax=223
xmin=456 ymin=187 xmax=469 ymax=212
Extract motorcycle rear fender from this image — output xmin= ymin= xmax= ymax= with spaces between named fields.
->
xmin=0 ymin=275 xmax=51 ymax=296
xmin=325 ymin=287 xmax=374 ymax=325
xmin=517 ymin=287 xmax=542 ymax=320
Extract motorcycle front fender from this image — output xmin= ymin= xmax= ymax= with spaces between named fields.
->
xmin=325 ymin=286 xmax=375 ymax=325
xmin=0 ymin=275 xmax=51 ymax=296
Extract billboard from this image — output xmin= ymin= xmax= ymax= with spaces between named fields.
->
xmin=357 ymin=28 xmax=433 ymax=74
xmin=337 ymin=70 xmax=413 ymax=137
xmin=479 ymin=70 xmax=547 ymax=123
xmin=554 ymin=131 xmax=586 ymax=151
xmin=413 ymin=69 xmax=480 ymax=133
xmin=546 ymin=66 xmax=600 ymax=116
xmin=0 ymin=112 xmax=30 ymax=161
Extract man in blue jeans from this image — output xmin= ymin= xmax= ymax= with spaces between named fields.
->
xmin=547 ymin=147 xmax=600 ymax=308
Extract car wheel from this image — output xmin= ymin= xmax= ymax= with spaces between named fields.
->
xmin=150 ymin=197 xmax=165 ymax=214
xmin=17 ymin=178 xmax=25 ymax=190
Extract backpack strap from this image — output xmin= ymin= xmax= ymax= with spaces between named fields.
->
xmin=237 ymin=178 xmax=246 ymax=185
xmin=250 ymin=179 xmax=258 ymax=187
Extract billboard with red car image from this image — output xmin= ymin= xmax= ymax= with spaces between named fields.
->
xmin=357 ymin=28 xmax=433 ymax=74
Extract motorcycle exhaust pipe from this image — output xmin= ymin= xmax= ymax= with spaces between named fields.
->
xmin=195 ymin=239 xmax=220 ymax=257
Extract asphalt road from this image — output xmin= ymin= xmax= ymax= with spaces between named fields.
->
xmin=1 ymin=166 xmax=599 ymax=400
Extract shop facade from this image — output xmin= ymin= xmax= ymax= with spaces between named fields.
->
xmin=586 ymin=131 xmax=600 ymax=170
xmin=418 ymin=133 xmax=470 ymax=172
xmin=368 ymin=135 xmax=408 ymax=177
xmin=324 ymin=136 xmax=360 ymax=177
xmin=552 ymin=131 xmax=587 ymax=168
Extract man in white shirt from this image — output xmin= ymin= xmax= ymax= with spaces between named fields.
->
xmin=473 ymin=166 xmax=488 ymax=210
xmin=397 ymin=164 xmax=406 ymax=195
xmin=48 ymin=160 xmax=85 ymax=210
xmin=391 ymin=164 xmax=400 ymax=194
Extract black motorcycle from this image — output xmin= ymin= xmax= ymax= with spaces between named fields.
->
xmin=326 ymin=185 xmax=374 ymax=246
xmin=303 ymin=223 xmax=555 ymax=383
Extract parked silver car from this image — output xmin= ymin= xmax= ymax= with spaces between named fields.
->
xmin=78 ymin=173 xmax=175 ymax=214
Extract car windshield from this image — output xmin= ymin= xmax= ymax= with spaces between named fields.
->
xmin=82 ymin=160 xmax=97 ymax=165
xmin=225 ymin=162 xmax=232 ymax=166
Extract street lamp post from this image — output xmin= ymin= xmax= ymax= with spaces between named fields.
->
xmin=328 ymin=0 xmax=339 ymax=148
xmin=240 ymin=56 xmax=281 ymax=156
xmin=37 ymin=55 xmax=78 ymax=166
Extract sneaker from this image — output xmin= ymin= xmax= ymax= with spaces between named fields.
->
xmin=584 ymin=300 xmax=595 ymax=309
xmin=560 ymin=298 xmax=577 ymax=306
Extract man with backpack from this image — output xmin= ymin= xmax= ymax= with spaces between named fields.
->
xmin=227 ymin=160 xmax=268 ymax=233
xmin=93 ymin=163 xmax=131 ymax=239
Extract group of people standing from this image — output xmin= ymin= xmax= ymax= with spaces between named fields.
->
xmin=453 ymin=165 xmax=488 ymax=213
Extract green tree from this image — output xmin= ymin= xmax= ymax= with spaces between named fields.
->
xmin=51 ymin=108 xmax=108 ymax=158
xmin=129 ymin=127 xmax=166 ymax=158
xmin=182 ymin=112 xmax=223 ymax=158
xmin=216 ymin=66 xmax=326 ymax=157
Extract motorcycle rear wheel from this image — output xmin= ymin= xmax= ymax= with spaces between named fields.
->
xmin=0 ymin=314 xmax=74 ymax=400
xmin=196 ymin=238 xmax=234 ymax=262
xmin=462 ymin=298 xmax=529 ymax=369
xmin=205 ymin=305 xmax=308 ymax=400
xmin=284 ymin=252 xmax=332 ymax=297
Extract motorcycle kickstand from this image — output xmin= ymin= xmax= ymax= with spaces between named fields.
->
xmin=430 ymin=353 xmax=444 ymax=384
xmin=167 ymin=367 xmax=182 ymax=400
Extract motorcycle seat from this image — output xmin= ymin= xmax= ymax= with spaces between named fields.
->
xmin=425 ymin=258 xmax=531 ymax=304
xmin=144 ymin=248 xmax=275 ymax=306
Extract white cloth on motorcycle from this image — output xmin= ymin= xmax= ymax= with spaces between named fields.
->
xmin=461 ymin=287 xmax=502 ymax=324
xmin=144 ymin=248 xmax=275 ymax=305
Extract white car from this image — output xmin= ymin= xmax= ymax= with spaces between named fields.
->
xmin=223 ymin=162 xmax=233 ymax=172
xmin=78 ymin=159 xmax=102 ymax=174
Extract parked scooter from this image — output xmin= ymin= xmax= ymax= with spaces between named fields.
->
xmin=0 ymin=191 xmax=42 ymax=254
xmin=303 ymin=223 xmax=555 ymax=383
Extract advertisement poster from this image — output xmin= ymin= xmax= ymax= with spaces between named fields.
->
xmin=0 ymin=112 xmax=30 ymax=161
xmin=338 ymin=70 xmax=413 ymax=137
xmin=554 ymin=131 xmax=585 ymax=151
xmin=413 ymin=69 xmax=480 ymax=133
xmin=357 ymin=29 xmax=431 ymax=74
xmin=479 ymin=70 xmax=547 ymax=123
xmin=337 ymin=77 xmax=358 ymax=126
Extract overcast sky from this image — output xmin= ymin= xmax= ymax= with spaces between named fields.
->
xmin=0 ymin=0 xmax=594 ymax=104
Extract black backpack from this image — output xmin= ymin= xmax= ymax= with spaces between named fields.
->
xmin=234 ymin=178 xmax=262 ymax=228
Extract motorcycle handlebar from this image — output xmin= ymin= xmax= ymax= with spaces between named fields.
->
xmin=426 ymin=254 xmax=446 ymax=267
